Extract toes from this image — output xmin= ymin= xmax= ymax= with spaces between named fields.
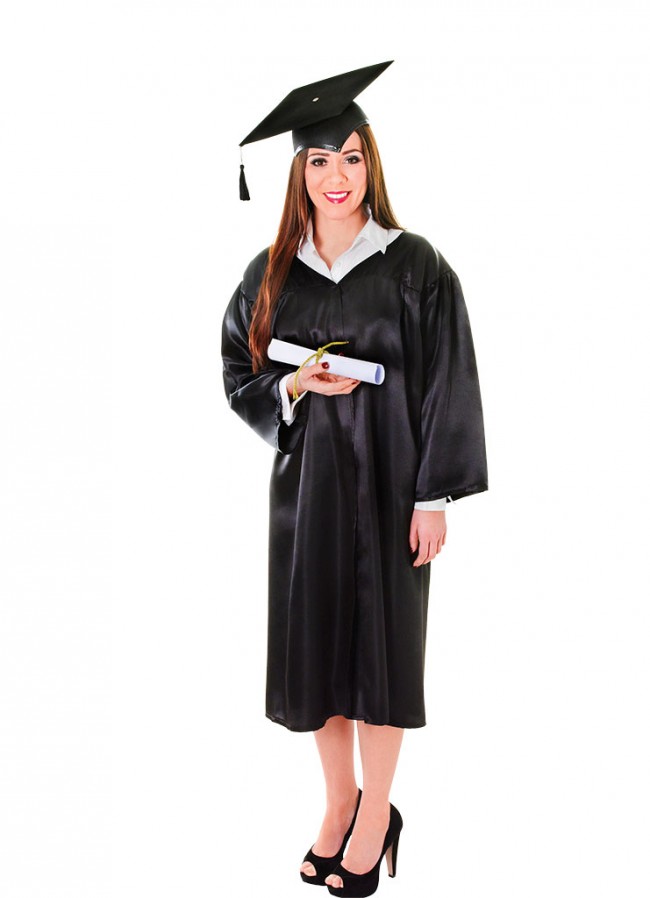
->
xmin=301 ymin=862 xmax=316 ymax=877
xmin=325 ymin=874 xmax=342 ymax=888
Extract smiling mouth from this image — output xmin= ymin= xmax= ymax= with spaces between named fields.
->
xmin=324 ymin=191 xmax=351 ymax=204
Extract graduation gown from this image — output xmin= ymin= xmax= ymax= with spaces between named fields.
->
xmin=221 ymin=231 xmax=488 ymax=731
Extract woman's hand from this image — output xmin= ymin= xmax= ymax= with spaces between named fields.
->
xmin=409 ymin=509 xmax=447 ymax=566
xmin=287 ymin=361 xmax=361 ymax=398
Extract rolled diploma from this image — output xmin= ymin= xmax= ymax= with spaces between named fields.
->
xmin=268 ymin=338 xmax=385 ymax=385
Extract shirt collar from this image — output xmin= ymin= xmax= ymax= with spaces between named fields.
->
xmin=300 ymin=203 xmax=390 ymax=256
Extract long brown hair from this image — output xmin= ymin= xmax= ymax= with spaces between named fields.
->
xmin=248 ymin=124 xmax=403 ymax=372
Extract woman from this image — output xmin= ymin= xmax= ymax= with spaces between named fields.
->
xmin=221 ymin=62 xmax=488 ymax=898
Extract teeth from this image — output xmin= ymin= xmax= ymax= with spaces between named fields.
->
xmin=326 ymin=192 xmax=349 ymax=198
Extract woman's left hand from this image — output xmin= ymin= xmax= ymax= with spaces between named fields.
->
xmin=409 ymin=509 xmax=447 ymax=566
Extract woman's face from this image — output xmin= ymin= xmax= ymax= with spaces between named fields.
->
xmin=304 ymin=131 xmax=368 ymax=222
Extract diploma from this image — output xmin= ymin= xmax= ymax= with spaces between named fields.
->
xmin=268 ymin=338 xmax=385 ymax=385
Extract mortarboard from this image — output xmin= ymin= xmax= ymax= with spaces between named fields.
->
xmin=238 ymin=60 xmax=393 ymax=200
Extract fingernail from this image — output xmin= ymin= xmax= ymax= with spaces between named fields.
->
xmin=322 ymin=361 xmax=330 ymax=369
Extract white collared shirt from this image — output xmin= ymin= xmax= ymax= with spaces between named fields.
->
xmin=277 ymin=205 xmax=446 ymax=511
xmin=296 ymin=203 xmax=402 ymax=281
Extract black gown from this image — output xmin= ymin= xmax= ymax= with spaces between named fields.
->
xmin=221 ymin=231 xmax=488 ymax=731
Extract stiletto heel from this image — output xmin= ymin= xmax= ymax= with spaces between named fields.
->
xmin=301 ymin=788 xmax=363 ymax=886
xmin=385 ymin=830 xmax=399 ymax=878
xmin=326 ymin=802 xmax=403 ymax=898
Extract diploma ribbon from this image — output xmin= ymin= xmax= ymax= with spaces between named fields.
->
xmin=292 ymin=340 xmax=350 ymax=400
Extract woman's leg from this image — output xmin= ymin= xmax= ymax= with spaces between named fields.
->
xmin=300 ymin=715 xmax=360 ymax=877
xmin=325 ymin=722 xmax=404 ymax=888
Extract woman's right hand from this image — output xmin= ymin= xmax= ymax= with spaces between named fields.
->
xmin=287 ymin=362 xmax=361 ymax=398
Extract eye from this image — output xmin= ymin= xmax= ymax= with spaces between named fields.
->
xmin=309 ymin=157 xmax=327 ymax=166
xmin=344 ymin=155 xmax=363 ymax=164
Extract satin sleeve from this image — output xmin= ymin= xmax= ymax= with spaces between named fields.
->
xmin=279 ymin=371 xmax=308 ymax=424
xmin=415 ymin=269 xmax=488 ymax=503
xmin=221 ymin=282 xmax=309 ymax=454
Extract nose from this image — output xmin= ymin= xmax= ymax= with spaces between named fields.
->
xmin=327 ymin=158 xmax=348 ymax=184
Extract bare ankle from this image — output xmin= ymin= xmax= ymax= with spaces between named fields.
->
xmin=358 ymin=796 xmax=390 ymax=818
xmin=326 ymin=786 xmax=359 ymax=810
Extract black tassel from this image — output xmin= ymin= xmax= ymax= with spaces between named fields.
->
xmin=239 ymin=163 xmax=250 ymax=201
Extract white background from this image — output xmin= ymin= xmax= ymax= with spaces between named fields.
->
xmin=1 ymin=1 xmax=649 ymax=896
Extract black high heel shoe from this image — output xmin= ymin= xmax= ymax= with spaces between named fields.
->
xmin=325 ymin=802 xmax=403 ymax=898
xmin=301 ymin=788 xmax=363 ymax=886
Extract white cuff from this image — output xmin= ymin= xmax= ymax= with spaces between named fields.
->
xmin=414 ymin=498 xmax=447 ymax=511
xmin=279 ymin=371 xmax=307 ymax=424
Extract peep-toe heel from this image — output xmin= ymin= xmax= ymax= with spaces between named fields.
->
xmin=301 ymin=788 xmax=363 ymax=886
xmin=325 ymin=802 xmax=403 ymax=898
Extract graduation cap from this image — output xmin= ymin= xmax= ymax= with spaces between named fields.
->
xmin=238 ymin=60 xmax=393 ymax=200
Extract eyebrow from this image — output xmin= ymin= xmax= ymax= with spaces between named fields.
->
xmin=307 ymin=148 xmax=364 ymax=157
